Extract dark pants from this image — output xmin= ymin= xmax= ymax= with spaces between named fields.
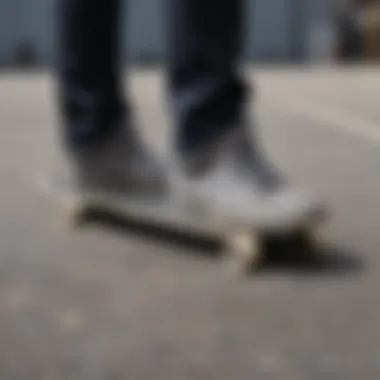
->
xmin=57 ymin=0 xmax=247 ymax=154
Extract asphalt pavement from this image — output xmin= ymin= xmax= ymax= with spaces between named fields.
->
xmin=0 ymin=66 xmax=379 ymax=379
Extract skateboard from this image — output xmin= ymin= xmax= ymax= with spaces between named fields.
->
xmin=39 ymin=175 xmax=325 ymax=275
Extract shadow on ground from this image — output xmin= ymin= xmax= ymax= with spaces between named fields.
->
xmin=82 ymin=210 xmax=365 ymax=278
xmin=258 ymin=241 xmax=364 ymax=278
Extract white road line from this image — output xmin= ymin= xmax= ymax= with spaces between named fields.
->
xmin=260 ymin=96 xmax=380 ymax=145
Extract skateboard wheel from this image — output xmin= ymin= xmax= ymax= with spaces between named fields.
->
xmin=64 ymin=198 xmax=88 ymax=227
xmin=225 ymin=231 xmax=262 ymax=275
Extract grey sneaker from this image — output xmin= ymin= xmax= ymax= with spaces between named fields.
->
xmin=172 ymin=124 xmax=325 ymax=231
xmin=68 ymin=126 xmax=167 ymax=198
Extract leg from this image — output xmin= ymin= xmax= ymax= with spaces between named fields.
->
xmin=55 ymin=0 xmax=166 ymax=195
xmin=166 ymin=0 xmax=247 ymax=155
xmin=57 ymin=0 xmax=124 ymax=149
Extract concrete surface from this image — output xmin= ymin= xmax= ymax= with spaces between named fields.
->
xmin=0 ymin=66 xmax=379 ymax=379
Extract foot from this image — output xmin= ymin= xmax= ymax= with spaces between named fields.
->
xmin=172 ymin=124 xmax=325 ymax=231
xmin=67 ymin=126 xmax=167 ymax=199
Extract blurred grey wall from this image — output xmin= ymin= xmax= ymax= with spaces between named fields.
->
xmin=0 ymin=0 xmax=334 ymax=66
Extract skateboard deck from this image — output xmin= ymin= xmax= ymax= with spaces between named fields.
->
xmin=39 ymin=174 xmax=324 ymax=275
